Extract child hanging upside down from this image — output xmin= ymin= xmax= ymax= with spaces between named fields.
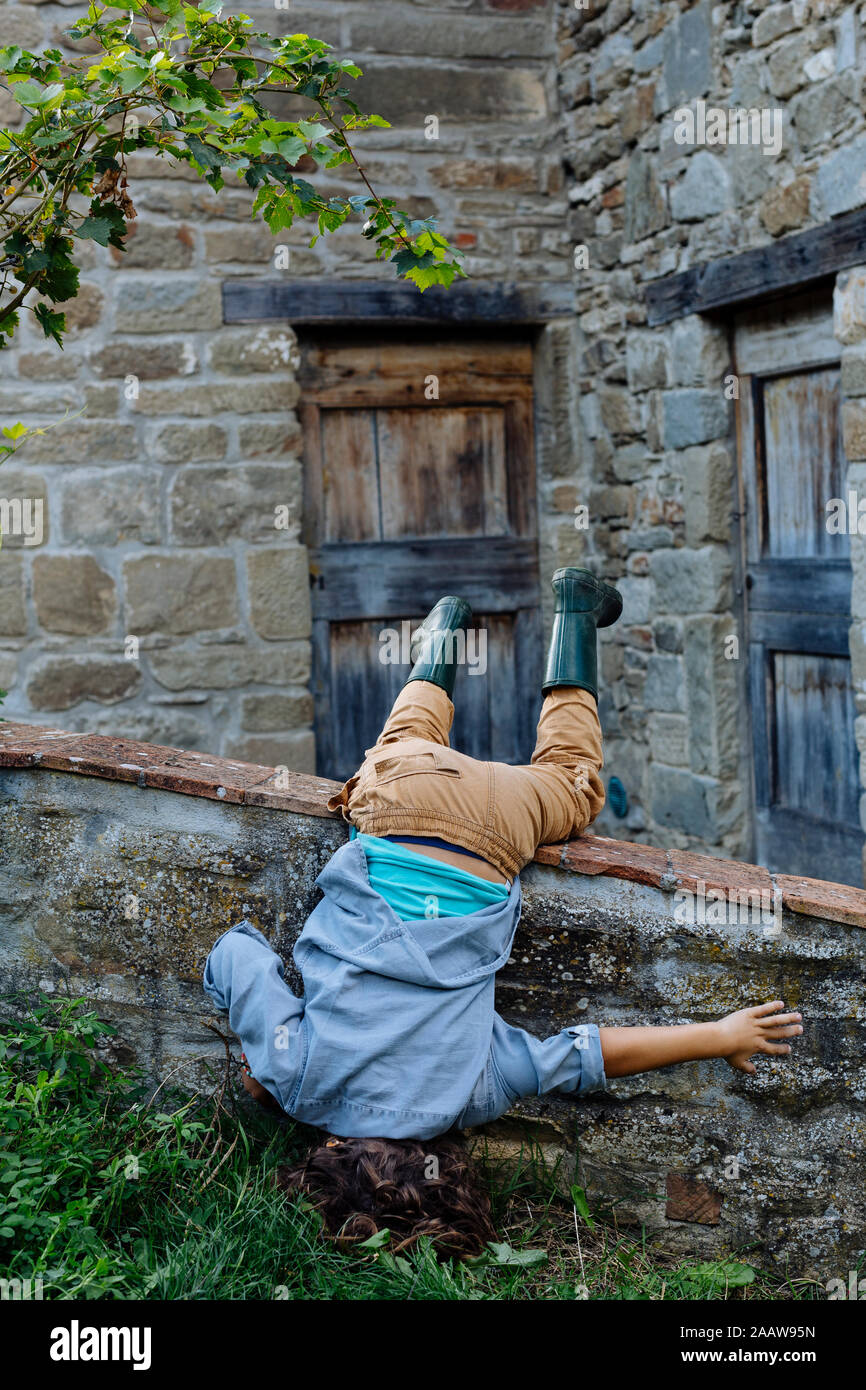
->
xmin=203 ymin=568 xmax=803 ymax=1259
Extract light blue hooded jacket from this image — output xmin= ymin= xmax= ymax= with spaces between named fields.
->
xmin=203 ymin=837 xmax=606 ymax=1140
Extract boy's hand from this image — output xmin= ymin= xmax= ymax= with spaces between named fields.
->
xmin=717 ymin=1000 xmax=803 ymax=1074
xmin=240 ymin=1052 xmax=281 ymax=1109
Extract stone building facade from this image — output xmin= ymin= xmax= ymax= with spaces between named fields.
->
xmin=3 ymin=0 xmax=866 ymax=880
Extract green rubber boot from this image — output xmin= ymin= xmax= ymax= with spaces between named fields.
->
xmin=542 ymin=568 xmax=622 ymax=701
xmin=405 ymin=595 xmax=473 ymax=698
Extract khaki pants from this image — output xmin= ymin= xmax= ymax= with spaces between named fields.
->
xmin=327 ymin=681 xmax=605 ymax=880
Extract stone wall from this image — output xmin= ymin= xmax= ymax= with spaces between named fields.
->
xmin=557 ymin=0 xmax=866 ymax=858
xmin=4 ymin=0 xmax=866 ymax=862
xmin=1 ymin=719 xmax=864 ymax=1279
xmin=0 ymin=0 xmax=561 ymax=771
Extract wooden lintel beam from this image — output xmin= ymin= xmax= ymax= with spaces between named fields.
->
xmin=222 ymin=278 xmax=573 ymax=326
xmin=645 ymin=207 xmax=866 ymax=325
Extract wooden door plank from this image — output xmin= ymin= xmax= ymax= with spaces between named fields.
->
xmin=318 ymin=408 xmax=382 ymax=542
xmin=298 ymin=340 xmax=535 ymax=406
xmin=377 ymin=406 xmax=507 ymax=539
xmin=310 ymin=538 xmax=540 ymax=621
xmin=762 ymin=368 xmax=846 ymax=559
xmin=736 ymin=373 xmax=761 ymax=565
xmin=513 ymin=605 xmax=544 ymax=759
xmin=310 ymin=616 xmax=335 ymax=783
xmin=748 ymin=611 xmax=852 ymax=656
xmin=773 ymin=651 xmax=860 ymax=826
xmin=300 ymin=401 xmax=324 ymax=551
xmin=734 ymin=290 xmax=838 ymax=374
xmin=747 ymin=558 xmax=852 ymax=613
xmin=748 ymin=642 xmax=771 ymax=811
xmin=505 ymin=397 xmax=538 ymax=540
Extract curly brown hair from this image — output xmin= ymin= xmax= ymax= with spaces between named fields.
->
xmin=276 ymin=1134 xmax=497 ymax=1261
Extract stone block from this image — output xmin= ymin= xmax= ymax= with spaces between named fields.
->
xmin=682 ymin=443 xmax=733 ymax=544
xmin=759 ymin=175 xmax=811 ymax=236
xmin=626 ymin=331 xmax=669 ymax=391
xmin=222 ymin=731 xmax=315 ymax=774
xmin=55 ymin=283 xmax=104 ymax=333
xmin=148 ymin=642 xmax=310 ymax=691
xmin=841 ymin=346 xmax=866 ymax=397
xmin=648 ymin=712 xmax=689 ymax=767
xmin=669 ymin=317 xmax=729 ymax=389
xmin=25 ymin=656 xmax=141 ymax=710
xmin=650 ymin=546 xmax=733 ymax=613
xmin=684 ymin=615 xmax=741 ymax=778
xmin=835 ymin=268 xmax=866 ymax=347
xmin=112 ymin=221 xmax=196 ymax=270
xmin=0 ymin=555 xmax=27 ymax=636
xmin=817 ymin=135 xmax=866 ymax=218
xmin=842 ymin=400 xmax=866 ymax=461
xmin=240 ymin=691 xmax=313 ymax=732
xmin=207 ymin=328 xmax=299 ymax=375
xmin=791 ymin=76 xmax=856 ymax=152
xmin=0 ymin=469 xmax=49 ymax=549
xmin=644 ymin=653 xmax=686 ymax=712
xmin=624 ymin=148 xmax=667 ymax=242
xmin=204 ymin=224 xmax=288 ymax=265
xmin=32 ymin=555 xmax=117 ymax=635
xmin=662 ymin=390 xmax=730 ymax=449
xmin=662 ymin=0 xmax=711 ymax=108
xmin=616 ymin=576 xmax=651 ymax=625
xmin=149 ymin=423 xmax=228 ymax=464
xmin=347 ymin=12 xmax=550 ymax=61
xmin=767 ymin=33 xmax=812 ymax=100
xmin=124 ymin=554 xmax=238 ymax=635
xmin=649 ymin=763 xmax=721 ymax=839
xmin=13 ymin=423 xmax=138 ymax=466
xmin=134 ymin=379 xmax=298 ymax=417
xmin=237 ymin=419 xmax=303 ymax=459
xmin=670 ymin=151 xmax=730 ymax=222
xmin=350 ymin=63 xmax=547 ymax=123
xmin=246 ymin=548 xmax=312 ymax=640
xmin=61 ymin=468 xmax=163 ymax=546
xmin=752 ymin=3 xmax=798 ymax=48
xmin=169 ymin=464 xmax=302 ymax=546
xmin=114 ymin=278 xmax=223 ymax=333
xmin=90 ymin=339 xmax=198 ymax=380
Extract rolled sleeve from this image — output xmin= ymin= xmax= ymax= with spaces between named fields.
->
xmin=488 ymin=1014 xmax=607 ymax=1108
xmin=203 ymin=922 xmax=305 ymax=1111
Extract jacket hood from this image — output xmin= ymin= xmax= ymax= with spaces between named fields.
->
xmin=302 ymin=838 xmax=521 ymax=990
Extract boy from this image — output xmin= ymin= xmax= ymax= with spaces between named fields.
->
xmin=204 ymin=569 xmax=802 ymax=1255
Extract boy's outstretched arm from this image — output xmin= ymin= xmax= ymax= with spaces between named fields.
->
xmin=599 ymin=1000 xmax=803 ymax=1079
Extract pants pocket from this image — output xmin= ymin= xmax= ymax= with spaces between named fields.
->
xmin=371 ymin=749 xmax=463 ymax=785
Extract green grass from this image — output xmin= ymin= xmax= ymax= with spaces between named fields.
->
xmin=0 ymin=997 xmax=829 ymax=1301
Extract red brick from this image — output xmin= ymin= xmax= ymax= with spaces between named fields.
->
xmin=669 ymin=848 xmax=774 ymax=899
xmin=776 ymin=874 xmax=866 ymax=930
xmin=560 ymin=834 xmax=671 ymax=888
xmin=665 ymin=1173 xmax=722 ymax=1225
xmin=245 ymin=773 xmax=343 ymax=819
xmin=533 ymin=842 xmax=564 ymax=868
xmin=0 ymin=720 xmax=337 ymax=812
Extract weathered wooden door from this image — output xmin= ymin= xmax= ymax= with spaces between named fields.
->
xmin=735 ymin=293 xmax=864 ymax=886
xmin=300 ymin=334 xmax=542 ymax=782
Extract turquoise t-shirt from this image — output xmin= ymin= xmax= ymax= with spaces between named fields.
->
xmin=351 ymin=829 xmax=508 ymax=922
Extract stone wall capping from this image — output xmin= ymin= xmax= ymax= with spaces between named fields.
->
xmin=0 ymin=720 xmax=342 ymax=819
xmin=2 ymin=720 xmax=864 ymax=928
